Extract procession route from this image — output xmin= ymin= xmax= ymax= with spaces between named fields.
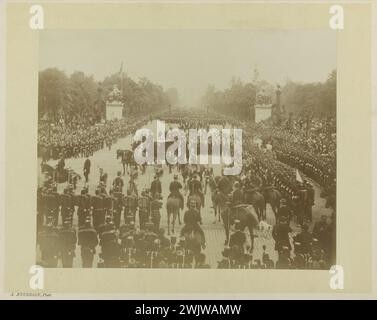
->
xmin=38 ymin=120 xmax=332 ymax=268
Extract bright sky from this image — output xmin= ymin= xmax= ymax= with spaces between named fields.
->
xmin=39 ymin=29 xmax=336 ymax=106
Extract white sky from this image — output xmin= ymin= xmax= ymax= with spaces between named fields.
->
xmin=39 ymin=29 xmax=336 ymax=106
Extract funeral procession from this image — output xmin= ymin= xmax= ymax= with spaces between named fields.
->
xmin=36 ymin=31 xmax=336 ymax=270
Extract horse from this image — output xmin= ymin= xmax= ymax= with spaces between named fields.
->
xmin=116 ymin=149 xmax=133 ymax=175
xmin=187 ymin=192 xmax=204 ymax=223
xmin=243 ymin=188 xmax=266 ymax=221
xmin=263 ymin=187 xmax=282 ymax=220
xmin=166 ymin=195 xmax=183 ymax=235
xmin=181 ymin=229 xmax=205 ymax=263
xmin=208 ymin=175 xmax=222 ymax=222
xmin=221 ymin=204 xmax=259 ymax=250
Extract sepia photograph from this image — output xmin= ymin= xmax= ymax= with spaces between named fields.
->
xmin=36 ymin=29 xmax=337 ymax=270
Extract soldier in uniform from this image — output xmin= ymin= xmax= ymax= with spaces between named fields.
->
xmin=78 ymin=218 xmax=98 ymax=268
xmin=83 ymin=156 xmax=91 ymax=183
xmin=57 ymin=220 xmax=77 ymax=268
xmin=138 ymin=190 xmax=151 ymax=230
xmin=112 ymin=186 xmax=124 ymax=228
xmin=272 ymin=216 xmax=292 ymax=254
xmin=76 ymin=186 xmax=91 ymax=228
xmin=38 ymin=220 xmax=59 ymax=267
xmin=99 ymin=168 xmax=108 ymax=187
xmin=99 ymin=228 xmax=121 ymax=268
xmin=113 ymin=171 xmax=124 ymax=193
xmin=296 ymin=183 xmax=307 ymax=225
xmin=124 ymin=189 xmax=137 ymax=223
xmin=150 ymin=192 xmax=163 ymax=232
xmin=304 ymin=181 xmax=315 ymax=222
xmin=229 ymin=220 xmax=246 ymax=249
xmin=103 ymin=191 xmax=114 ymax=222
xmin=168 ymin=174 xmax=184 ymax=208
xmin=60 ymin=186 xmax=75 ymax=225
xmin=277 ymin=198 xmax=291 ymax=222
xmin=231 ymin=181 xmax=244 ymax=205
xmin=91 ymin=188 xmax=105 ymax=231
xmin=45 ymin=185 xmax=60 ymax=226
xmin=150 ymin=175 xmax=162 ymax=199
xmin=180 ymin=199 xmax=206 ymax=247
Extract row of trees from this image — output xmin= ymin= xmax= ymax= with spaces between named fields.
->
xmin=201 ymin=70 xmax=336 ymax=119
xmin=38 ymin=68 xmax=180 ymax=122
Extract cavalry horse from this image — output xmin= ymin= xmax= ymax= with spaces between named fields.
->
xmin=166 ymin=194 xmax=183 ymax=235
xmin=221 ymin=203 xmax=259 ymax=250
xmin=116 ymin=149 xmax=134 ymax=175
xmin=262 ymin=187 xmax=282 ymax=220
xmin=243 ymin=188 xmax=266 ymax=221
xmin=208 ymin=175 xmax=222 ymax=223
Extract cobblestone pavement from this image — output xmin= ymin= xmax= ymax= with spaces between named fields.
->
xmin=39 ymin=120 xmax=333 ymax=268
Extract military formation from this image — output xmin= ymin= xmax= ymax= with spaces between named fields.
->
xmin=37 ymin=109 xmax=336 ymax=269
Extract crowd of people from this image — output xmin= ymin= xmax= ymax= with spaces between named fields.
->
xmin=36 ymin=108 xmax=336 ymax=269
xmin=38 ymin=113 xmax=155 ymax=161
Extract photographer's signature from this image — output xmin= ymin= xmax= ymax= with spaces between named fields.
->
xmin=10 ymin=292 xmax=52 ymax=297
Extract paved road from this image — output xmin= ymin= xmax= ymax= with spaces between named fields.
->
xmin=38 ymin=120 xmax=333 ymax=268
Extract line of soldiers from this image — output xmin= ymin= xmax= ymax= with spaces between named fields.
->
xmin=36 ymin=171 xmax=212 ymax=268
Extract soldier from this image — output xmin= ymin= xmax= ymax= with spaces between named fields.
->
xmin=169 ymin=174 xmax=184 ymax=207
xmin=231 ymin=181 xmax=244 ymax=205
xmin=138 ymin=190 xmax=151 ymax=230
xmin=83 ymin=156 xmax=91 ymax=183
xmin=57 ymin=220 xmax=77 ymax=268
xmin=305 ymin=181 xmax=315 ymax=222
xmin=296 ymin=183 xmax=307 ymax=225
xmin=272 ymin=216 xmax=292 ymax=254
xmin=99 ymin=228 xmax=121 ymax=268
xmin=113 ymin=171 xmax=124 ymax=193
xmin=124 ymin=189 xmax=138 ymax=223
xmin=277 ymin=198 xmax=291 ymax=222
xmin=150 ymin=193 xmax=163 ymax=232
xmin=103 ymin=191 xmax=114 ymax=222
xmin=60 ymin=186 xmax=75 ymax=225
xmin=91 ymin=188 xmax=105 ymax=231
xmin=203 ymin=167 xmax=213 ymax=194
xmin=78 ymin=218 xmax=98 ymax=268
xmin=38 ymin=220 xmax=59 ymax=267
xmin=150 ymin=175 xmax=162 ymax=199
xmin=98 ymin=216 xmax=116 ymax=238
xmin=119 ymin=221 xmax=136 ymax=248
xmin=76 ymin=186 xmax=91 ymax=228
xmin=181 ymin=199 xmax=206 ymax=248
xmin=99 ymin=168 xmax=108 ymax=187
xmin=229 ymin=220 xmax=246 ymax=249
xmin=112 ymin=186 xmax=124 ymax=228
xmin=293 ymin=224 xmax=313 ymax=255
xmin=45 ymin=185 xmax=60 ymax=226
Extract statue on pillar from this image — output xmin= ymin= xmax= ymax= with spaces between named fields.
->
xmin=108 ymin=84 xmax=122 ymax=103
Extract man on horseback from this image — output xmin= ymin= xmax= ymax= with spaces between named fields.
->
xmin=181 ymin=199 xmax=206 ymax=249
xmin=187 ymin=174 xmax=204 ymax=207
xmin=168 ymin=174 xmax=184 ymax=210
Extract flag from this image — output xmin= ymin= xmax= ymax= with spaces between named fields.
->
xmin=296 ymin=169 xmax=304 ymax=183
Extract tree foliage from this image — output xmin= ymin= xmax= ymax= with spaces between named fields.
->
xmin=201 ymin=70 xmax=336 ymax=119
xmin=38 ymin=68 xmax=179 ymax=121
